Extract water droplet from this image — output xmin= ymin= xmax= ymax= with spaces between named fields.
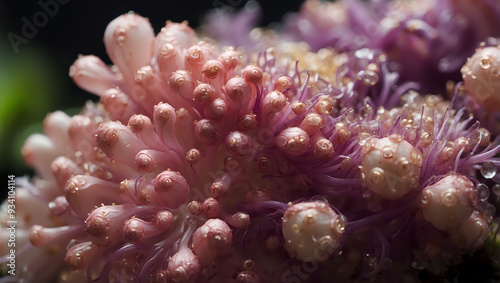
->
xmin=476 ymin=183 xmax=490 ymax=202
xmin=411 ymin=257 xmax=429 ymax=270
xmin=480 ymin=162 xmax=497 ymax=179
xmin=492 ymin=184 xmax=500 ymax=196
xmin=354 ymin=48 xmax=374 ymax=60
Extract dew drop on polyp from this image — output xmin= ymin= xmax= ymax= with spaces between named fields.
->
xmin=492 ymin=184 xmax=500 ymax=196
xmin=476 ymin=183 xmax=490 ymax=202
xmin=480 ymin=162 xmax=497 ymax=179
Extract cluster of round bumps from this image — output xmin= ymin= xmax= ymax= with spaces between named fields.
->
xmin=360 ymin=134 xmax=422 ymax=199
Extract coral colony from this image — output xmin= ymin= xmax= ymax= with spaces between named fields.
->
xmin=3 ymin=0 xmax=500 ymax=282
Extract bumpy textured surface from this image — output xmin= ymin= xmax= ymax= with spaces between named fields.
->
xmin=2 ymin=0 xmax=500 ymax=282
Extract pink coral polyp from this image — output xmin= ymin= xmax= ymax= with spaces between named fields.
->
xmin=5 ymin=2 xmax=500 ymax=282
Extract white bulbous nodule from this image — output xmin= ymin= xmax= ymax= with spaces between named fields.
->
xmin=361 ymin=134 xmax=422 ymax=199
xmin=282 ymin=201 xmax=346 ymax=262
xmin=420 ymin=174 xmax=477 ymax=231
xmin=462 ymin=46 xmax=500 ymax=111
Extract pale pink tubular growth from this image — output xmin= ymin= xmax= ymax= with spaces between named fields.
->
xmin=153 ymin=210 xmax=175 ymax=231
xmin=225 ymin=131 xmax=254 ymax=157
xmin=65 ymin=175 xmax=123 ymax=216
xmin=167 ymin=246 xmax=201 ymax=283
xmin=261 ymin=90 xmax=287 ymax=118
xmin=185 ymin=148 xmax=201 ymax=164
xmin=43 ymin=110 xmax=72 ymax=150
xmin=311 ymin=134 xmax=334 ymax=160
xmin=134 ymin=65 xmax=164 ymax=104
xmin=51 ymin=156 xmax=84 ymax=190
xmin=451 ymin=211 xmax=489 ymax=251
xmin=299 ymin=113 xmax=324 ymax=135
xmin=65 ymin=241 xmax=101 ymax=270
xmin=185 ymin=42 xmax=216 ymax=81
xmin=96 ymin=121 xmax=146 ymax=165
xmin=29 ymin=225 xmax=78 ymax=247
xmin=314 ymin=95 xmax=335 ymax=115
xmin=242 ymin=65 xmax=263 ymax=85
xmin=101 ymin=88 xmax=135 ymax=123
xmin=282 ymin=201 xmax=346 ymax=262
xmin=156 ymin=43 xmax=184 ymax=80
xmin=103 ymin=13 xmax=155 ymax=81
xmin=135 ymin=149 xmax=160 ymax=173
xmin=174 ymin=107 xmax=198 ymax=149
xmin=85 ymin=204 xmax=141 ymax=245
xmin=123 ymin=217 xmax=164 ymax=243
xmin=192 ymin=219 xmax=233 ymax=264
xmin=206 ymin=98 xmax=228 ymax=120
xmin=360 ymin=134 xmax=422 ymax=199
xmin=202 ymin=59 xmax=226 ymax=89
xmin=202 ymin=198 xmax=221 ymax=218
xmin=153 ymin=170 xmax=190 ymax=209
xmin=135 ymin=149 xmax=182 ymax=174
xmin=153 ymin=102 xmax=183 ymax=153
xmin=48 ymin=195 xmax=70 ymax=216
xmin=291 ymin=100 xmax=307 ymax=115
xmin=225 ymin=212 xmax=251 ymax=229
xmin=275 ymin=127 xmax=310 ymax=156
xmin=169 ymin=70 xmax=196 ymax=104
xmin=420 ymin=174 xmax=477 ymax=231
xmin=218 ymin=48 xmax=241 ymax=78
xmin=225 ymin=76 xmax=255 ymax=116
xmin=127 ymin=114 xmax=165 ymax=150
xmin=22 ymin=134 xmax=58 ymax=181
xmin=193 ymin=83 xmax=217 ymax=105
xmin=274 ymin=75 xmax=293 ymax=93
xmin=68 ymin=115 xmax=97 ymax=159
xmin=210 ymin=172 xmax=232 ymax=198
xmin=237 ymin=114 xmax=258 ymax=131
xmin=461 ymin=46 xmax=500 ymax=111
xmin=155 ymin=21 xmax=196 ymax=51
xmin=69 ymin=55 xmax=118 ymax=96
xmin=195 ymin=119 xmax=222 ymax=145
xmin=188 ymin=201 xmax=202 ymax=215
xmin=119 ymin=178 xmax=141 ymax=204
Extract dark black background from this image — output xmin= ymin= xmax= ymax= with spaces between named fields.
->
xmin=0 ymin=0 xmax=305 ymax=185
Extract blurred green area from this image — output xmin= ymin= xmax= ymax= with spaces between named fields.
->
xmin=0 ymin=36 xmax=60 ymax=178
